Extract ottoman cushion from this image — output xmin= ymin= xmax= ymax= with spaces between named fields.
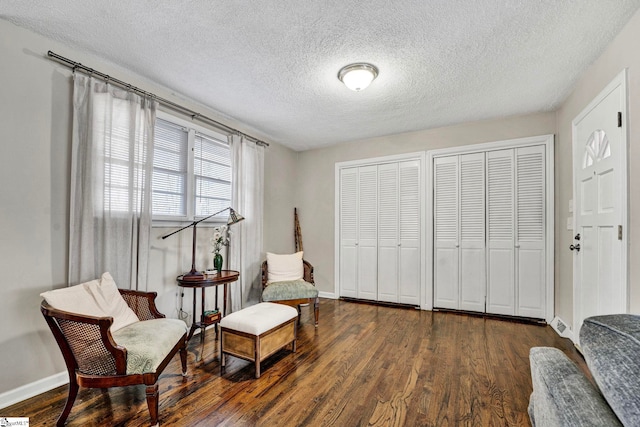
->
xmin=220 ymin=302 xmax=298 ymax=335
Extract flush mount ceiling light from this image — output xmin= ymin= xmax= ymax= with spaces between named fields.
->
xmin=338 ymin=63 xmax=379 ymax=91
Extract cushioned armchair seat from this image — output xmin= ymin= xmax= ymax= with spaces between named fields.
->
xmin=261 ymin=254 xmax=319 ymax=327
xmin=111 ymin=318 xmax=188 ymax=375
xmin=262 ymin=279 xmax=319 ymax=302
xmin=40 ymin=272 xmax=188 ymax=427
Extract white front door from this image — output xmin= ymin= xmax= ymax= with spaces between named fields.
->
xmin=572 ymin=71 xmax=628 ymax=343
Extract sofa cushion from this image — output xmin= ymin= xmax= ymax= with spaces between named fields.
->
xmin=580 ymin=314 xmax=640 ymax=426
xmin=112 ymin=318 xmax=187 ymax=374
xmin=266 ymin=251 xmax=304 ymax=282
xmin=529 ymin=347 xmax=622 ymax=427
xmin=262 ymin=279 xmax=318 ymax=302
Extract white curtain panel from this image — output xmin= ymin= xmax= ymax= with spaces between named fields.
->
xmin=229 ymin=134 xmax=265 ymax=311
xmin=69 ymin=73 xmax=156 ymax=290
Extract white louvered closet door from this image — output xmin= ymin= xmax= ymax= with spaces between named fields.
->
xmin=399 ymin=160 xmax=421 ymax=305
xmin=459 ymin=153 xmax=486 ymax=312
xmin=434 ymin=156 xmax=460 ymax=309
xmin=378 ymin=163 xmax=399 ymax=303
xmin=357 ymin=165 xmax=379 ymax=300
xmin=487 ymin=149 xmax=516 ymax=315
xmin=339 ymin=167 xmax=358 ymax=298
xmin=515 ymin=145 xmax=546 ymax=318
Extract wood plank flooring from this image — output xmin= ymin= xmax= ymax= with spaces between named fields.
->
xmin=5 ymin=299 xmax=585 ymax=426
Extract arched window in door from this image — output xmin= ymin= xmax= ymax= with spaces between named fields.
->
xmin=582 ymin=129 xmax=610 ymax=169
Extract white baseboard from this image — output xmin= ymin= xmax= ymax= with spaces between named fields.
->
xmin=318 ymin=291 xmax=337 ymax=299
xmin=551 ymin=316 xmax=574 ymax=341
xmin=0 ymin=371 xmax=68 ymax=410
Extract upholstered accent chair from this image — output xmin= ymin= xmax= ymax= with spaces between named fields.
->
xmin=261 ymin=252 xmax=319 ymax=327
xmin=40 ymin=272 xmax=188 ymax=427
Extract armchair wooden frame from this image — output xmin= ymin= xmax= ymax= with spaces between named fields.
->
xmin=41 ymin=289 xmax=187 ymax=427
xmin=261 ymin=259 xmax=319 ymax=327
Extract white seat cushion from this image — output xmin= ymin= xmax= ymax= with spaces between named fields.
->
xmin=220 ymin=302 xmax=298 ymax=335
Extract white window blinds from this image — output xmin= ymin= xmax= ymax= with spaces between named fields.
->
xmin=152 ymin=118 xmax=188 ymax=216
xmin=152 ymin=116 xmax=232 ymax=220
xmin=194 ymin=132 xmax=231 ymax=218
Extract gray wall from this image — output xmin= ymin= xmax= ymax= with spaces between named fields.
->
xmin=0 ymin=19 xmax=72 ymax=394
xmin=264 ymin=142 xmax=299 ymax=255
xmin=2 ymin=4 xmax=640 ymax=403
xmin=0 ymin=18 xmax=297 ymax=397
xmin=296 ymin=113 xmax=556 ymax=296
xmin=555 ymin=7 xmax=640 ymax=325
xmin=297 ymin=6 xmax=640 ymax=332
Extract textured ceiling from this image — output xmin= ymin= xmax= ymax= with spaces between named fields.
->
xmin=2 ymin=1 xmax=640 ymax=151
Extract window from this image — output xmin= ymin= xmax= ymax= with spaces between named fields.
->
xmin=95 ymin=94 xmax=151 ymax=214
xmin=152 ymin=114 xmax=231 ymax=221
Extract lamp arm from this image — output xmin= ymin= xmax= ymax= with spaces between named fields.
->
xmin=161 ymin=207 xmax=230 ymax=240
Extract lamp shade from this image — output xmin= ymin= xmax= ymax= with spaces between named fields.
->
xmin=227 ymin=208 xmax=244 ymax=225
xmin=338 ymin=63 xmax=379 ymax=91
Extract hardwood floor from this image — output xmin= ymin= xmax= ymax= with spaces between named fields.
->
xmin=6 ymin=299 xmax=585 ymax=426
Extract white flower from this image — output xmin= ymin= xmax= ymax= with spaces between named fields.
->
xmin=210 ymin=226 xmax=230 ymax=254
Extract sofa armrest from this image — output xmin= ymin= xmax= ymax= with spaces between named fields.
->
xmin=119 ymin=289 xmax=165 ymax=321
xmin=529 ymin=347 xmax=622 ymax=427
xmin=581 ymin=315 xmax=640 ymax=426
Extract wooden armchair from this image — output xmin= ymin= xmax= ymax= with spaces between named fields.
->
xmin=41 ymin=289 xmax=188 ymax=426
xmin=261 ymin=259 xmax=319 ymax=327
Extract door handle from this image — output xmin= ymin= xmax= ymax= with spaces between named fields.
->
xmin=570 ymin=244 xmax=581 ymax=252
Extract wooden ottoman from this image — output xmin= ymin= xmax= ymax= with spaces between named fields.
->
xmin=220 ymin=302 xmax=298 ymax=378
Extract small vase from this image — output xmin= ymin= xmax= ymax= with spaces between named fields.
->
xmin=213 ymin=253 xmax=223 ymax=274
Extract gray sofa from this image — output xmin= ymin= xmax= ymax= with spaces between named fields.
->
xmin=529 ymin=314 xmax=640 ymax=426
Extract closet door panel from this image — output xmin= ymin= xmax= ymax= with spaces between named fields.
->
xmin=378 ymin=163 xmax=399 ymax=302
xmin=517 ymin=249 xmax=545 ymax=317
xmin=434 ymin=156 xmax=459 ymax=309
xmin=399 ymin=160 xmax=421 ymax=305
xmin=487 ymin=149 xmax=515 ymax=315
xmin=459 ymin=153 xmax=486 ymax=312
xmin=357 ymin=165 xmax=378 ymax=300
xmin=339 ymin=168 xmax=358 ymax=298
xmin=516 ymin=145 xmax=546 ymax=318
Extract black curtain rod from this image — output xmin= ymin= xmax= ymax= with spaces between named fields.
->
xmin=47 ymin=50 xmax=269 ymax=147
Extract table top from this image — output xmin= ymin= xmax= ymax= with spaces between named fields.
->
xmin=176 ymin=270 xmax=240 ymax=288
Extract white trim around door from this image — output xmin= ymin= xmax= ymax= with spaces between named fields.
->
xmin=571 ymin=69 xmax=629 ymax=344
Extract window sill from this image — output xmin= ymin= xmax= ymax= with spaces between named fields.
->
xmin=152 ymin=219 xmax=227 ymax=228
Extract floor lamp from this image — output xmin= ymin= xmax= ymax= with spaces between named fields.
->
xmin=162 ymin=207 xmax=244 ymax=280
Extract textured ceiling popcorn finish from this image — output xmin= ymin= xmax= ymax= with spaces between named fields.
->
xmin=2 ymin=1 xmax=639 ymax=151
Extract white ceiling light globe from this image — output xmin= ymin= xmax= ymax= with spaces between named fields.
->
xmin=338 ymin=63 xmax=379 ymax=91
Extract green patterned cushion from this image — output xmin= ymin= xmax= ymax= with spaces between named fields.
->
xmin=112 ymin=318 xmax=187 ymax=374
xmin=262 ymin=280 xmax=318 ymax=302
